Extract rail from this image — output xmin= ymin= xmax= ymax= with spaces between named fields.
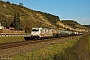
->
xmin=0 ymin=33 xmax=31 ymax=37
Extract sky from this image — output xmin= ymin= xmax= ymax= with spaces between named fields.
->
xmin=3 ymin=0 xmax=90 ymax=25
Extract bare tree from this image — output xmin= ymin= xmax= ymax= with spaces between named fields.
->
xmin=19 ymin=2 xmax=23 ymax=6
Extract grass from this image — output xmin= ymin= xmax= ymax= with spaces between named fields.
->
xmin=0 ymin=36 xmax=25 ymax=44
xmin=89 ymin=35 xmax=90 ymax=54
xmin=12 ymin=37 xmax=81 ymax=60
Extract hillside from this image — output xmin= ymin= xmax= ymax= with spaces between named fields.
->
xmin=0 ymin=1 xmax=63 ymax=32
xmin=83 ymin=25 xmax=90 ymax=29
xmin=61 ymin=20 xmax=87 ymax=29
xmin=0 ymin=1 xmax=88 ymax=33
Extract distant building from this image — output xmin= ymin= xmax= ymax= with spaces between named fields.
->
xmin=0 ymin=23 xmax=25 ymax=34
xmin=0 ymin=23 xmax=4 ymax=33
xmin=0 ymin=23 xmax=4 ymax=29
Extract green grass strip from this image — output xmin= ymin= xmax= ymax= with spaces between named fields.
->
xmin=0 ymin=36 xmax=25 ymax=44
xmin=89 ymin=35 xmax=90 ymax=53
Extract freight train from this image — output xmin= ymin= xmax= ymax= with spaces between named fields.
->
xmin=30 ymin=28 xmax=83 ymax=39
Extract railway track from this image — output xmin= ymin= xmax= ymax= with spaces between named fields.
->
xmin=0 ymin=37 xmax=61 ymax=50
xmin=0 ymin=35 xmax=82 ymax=50
xmin=0 ymin=35 xmax=83 ymax=58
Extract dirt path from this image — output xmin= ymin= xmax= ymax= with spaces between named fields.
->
xmin=76 ymin=34 xmax=90 ymax=60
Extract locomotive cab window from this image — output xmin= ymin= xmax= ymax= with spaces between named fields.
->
xmin=32 ymin=29 xmax=39 ymax=31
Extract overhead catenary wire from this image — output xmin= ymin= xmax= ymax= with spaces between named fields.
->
xmin=26 ymin=0 xmax=41 ymax=10
xmin=4 ymin=0 xmax=40 ymax=10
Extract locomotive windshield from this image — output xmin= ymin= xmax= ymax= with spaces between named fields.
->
xmin=32 ymin=29 xmax=39 ymax=31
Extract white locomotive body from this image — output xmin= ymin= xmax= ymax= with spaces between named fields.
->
xmin=31 ymin=28 xmax=53 ymax=38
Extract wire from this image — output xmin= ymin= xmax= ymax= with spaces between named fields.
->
xmin=26 ymin=0 xmax=41 ymax=10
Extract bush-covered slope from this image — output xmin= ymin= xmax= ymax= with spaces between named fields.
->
xmin=61 ymin=20 xmax=86 ymax=29
xmin=83 ymin=25 xmax=90 ymax=29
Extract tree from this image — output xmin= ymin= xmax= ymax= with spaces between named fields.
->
xmin=25 ymin=27 xmax=30 ymax=33
xmin=6 ymin=1 xmax=10 ymax=4
xmin=12 ymin=13 xmax=23 ymax=30
xmin=1 ymin=18 xmax=9 ymax=27
xmin=19 ymin=2 xmax=23 ymax=6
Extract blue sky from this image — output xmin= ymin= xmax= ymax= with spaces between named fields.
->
xmin=4 ymin=0 xmax=90 ymax=25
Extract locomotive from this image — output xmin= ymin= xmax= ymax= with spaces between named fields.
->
xmin=31 ymin=28 xmax=54 ymax=39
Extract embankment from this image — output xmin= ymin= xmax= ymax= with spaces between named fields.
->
xmin=0 ymin=36 xmax=25 ymax=44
